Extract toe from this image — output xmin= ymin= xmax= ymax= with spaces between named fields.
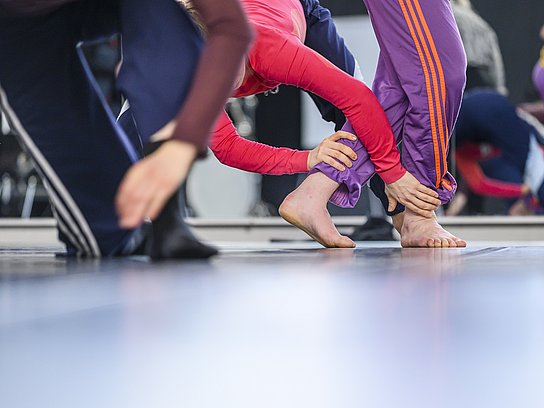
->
xmin=455 ymin=238 xmax=467 ymax=248
xmin=338 ymin=236 xmax=355 ymax=248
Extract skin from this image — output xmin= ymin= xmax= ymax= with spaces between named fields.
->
xmin=117 ymin=139 xmax=197 ymax=229
xmin=307 ymin=131 xmax=358 ymax=172
xmin=279 ymin=171 xmax=444 ymax=249
xmin=279 ymin=172 xmax=356 ymax=248
xmin=385 ymin=174 xmax=441 ymax=218
xmin=116 ymin=125 xmax=359 ymax=229
xmin=392 ymin=210 xmax=467 ymax=248
xmin=116 ymin=1 xmax=441 ymax=234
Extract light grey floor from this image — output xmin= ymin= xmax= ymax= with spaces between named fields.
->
xmin=1 ymin=242 xmax=544 ymax=408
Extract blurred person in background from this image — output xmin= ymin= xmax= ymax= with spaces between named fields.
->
xmin=449 ymin=90 xmax=544 ymax=216
xmin=451 ymin=0 xmax=507 ymax=94
xmin=448 ymin=21 xmax=544 ymax=215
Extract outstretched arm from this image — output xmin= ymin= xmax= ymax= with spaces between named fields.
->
xmin=211 ymin=111 xmax=309 ymax=175
xmin=210 ymin=111 xmax=358 ymax=174
xmin=249 ymin=33 xmax=405 ymax=184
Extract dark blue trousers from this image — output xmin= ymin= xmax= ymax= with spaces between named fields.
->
xmin=0 ymin=0 xmax=203 ymax=256
xmin=456 ymin=90 xmax=544 ymax=202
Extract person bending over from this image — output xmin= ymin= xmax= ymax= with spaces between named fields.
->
xmin=0 ymin=0 xmax=251 ymax=258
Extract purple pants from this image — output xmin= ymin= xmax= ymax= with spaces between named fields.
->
xmin=312 ymin=0 xmax=466 ymax=208
xmin=533 ymin=58 xmax=544 ymax=102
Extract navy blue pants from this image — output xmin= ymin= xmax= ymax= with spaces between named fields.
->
xmin=0 ymin=0 xmax=203 ymax=256
xmin=456 ymin=90 xmax=544 ymax=202
xmin=300 ymin=0 xmax=356 ymax=127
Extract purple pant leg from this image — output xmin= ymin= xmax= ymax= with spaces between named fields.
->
xmin=533 ymin=59 xmax=544 ymax=101
xmin=311 ymin=121 xmax=375 ymax=208
xmin=365 ymin=0 xmax=466 ymax=204
xmin=314 ymin=0 xmax=466 ymax=208
xmin=311 ymin=53 xmax=408 ymax=209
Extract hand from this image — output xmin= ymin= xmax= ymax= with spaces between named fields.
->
xmin=385 ymin=172 xmax=441 ymax=218
xmin=308 ymin=131 xmax=358 ymax=171
xmin=116 ymin=140 xmax=197 ymax=229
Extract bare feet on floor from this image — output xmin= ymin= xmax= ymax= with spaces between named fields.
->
xmin=392 ymin=209 xmax=467 ymax=248
xmin=279 ymin=173 xmax=355 ymax=248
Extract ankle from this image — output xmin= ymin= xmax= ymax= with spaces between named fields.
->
xmin=404 ymin=208 xmax=437 ymax=222
xmin=391 ymin=212 xmax=404 ymax=233
xmin=302 ymin=172 xmax=340 ymax=200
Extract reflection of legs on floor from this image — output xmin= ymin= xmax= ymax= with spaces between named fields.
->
xmin=280 ymin=172 xmax=355 ymax=248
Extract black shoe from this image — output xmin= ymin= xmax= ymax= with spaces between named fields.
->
xmin=119 ymin=221 xmax=153 ymax=256
xmin=349 ymin=217 xmax=396 ymax=241
xmin=144 ymin=141 xmax=218 ymax=260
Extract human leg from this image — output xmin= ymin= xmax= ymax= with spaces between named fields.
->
xmin=116 ymin=0 xmax=216 ymax=259
xmin=279 ymin=172 xmax=355 ymax=248
xmin=0 ymin=3 xmax=142 ymax=256
xmin=366 ymin=0 xmax=467 ymax=247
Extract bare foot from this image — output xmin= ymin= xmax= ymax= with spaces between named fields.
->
xmin=279 ymin=173 xmax=355 ymax=248
xmin=400 ymin=209 xmax=467 ymax=248
xmin=391 ymin=212 xmax=404 ymax=234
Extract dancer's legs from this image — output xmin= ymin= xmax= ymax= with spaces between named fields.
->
xmin=370 ymin=0 xmax=467 ymax=247
xmin=279 ymin=173 xmax=355 ymax=248
xmin=116 ymin=0 xmax=217 ymax=259
xmin=309 ymin=0 xmax=467 ymax=247
xmin=0 ymin=1 xmax=140 ymax=256
xmin=117 ymin=0 xmax=203 ymax=146
xmin=314 ymin=0 xmax=465 ymax=204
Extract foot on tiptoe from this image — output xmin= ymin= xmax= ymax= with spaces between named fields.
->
xmin=279 ymin=184 xmax=355 ymax=249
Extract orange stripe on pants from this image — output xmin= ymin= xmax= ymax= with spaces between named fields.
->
xmin=406 ymin=0 xmax=448 ymax=176
xmin=397 ymin=0 xmax=442 ymax=188
xmin=411 ymin=0 xmax=450 ymax=173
